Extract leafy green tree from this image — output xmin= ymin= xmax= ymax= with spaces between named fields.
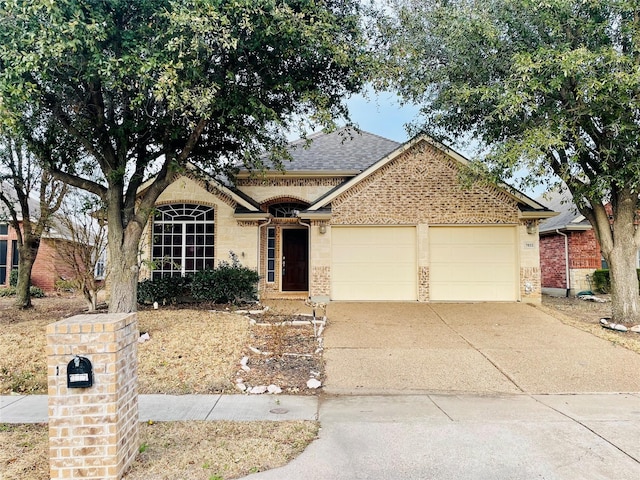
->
xmin=0 ymin=135 xmax=67 ymax=308
xmin=0 ymin=0 xmax=367 ymax=313
xmin=375 ymin=0 xmax=640 ymax=323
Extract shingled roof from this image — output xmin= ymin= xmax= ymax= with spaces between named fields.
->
xmin=268 ymin=127 xmax=401 ymax=173
xmin=537 ymin=188 xmax=591 ymax=234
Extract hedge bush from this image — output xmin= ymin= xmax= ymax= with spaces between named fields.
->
xmin=0 ymin=286 xmax=46 ymax=298
xmin=137 ymin=253 xmax=260 ymax=305
xmin=9 ymin=269 xmax=18 ymax=287
xmin=191 ymin=262 xmax=260 ymax=304
xmin=137 ymin=275 xmax=192 ymax=305
xmin=591 ymin=269 xmax=640 ymax=294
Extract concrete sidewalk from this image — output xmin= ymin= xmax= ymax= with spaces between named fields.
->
xmin=0 ymin=394 xmax=318 ymax=423
xmin=244 ymin=392 xmax=640 ymax=480
xmin=3 ymin=392 xmax=639 ymax=479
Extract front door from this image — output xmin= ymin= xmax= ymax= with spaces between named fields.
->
xmin=282 ymin=229 xmax=309 ymax=291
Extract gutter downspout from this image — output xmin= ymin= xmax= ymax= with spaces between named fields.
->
xmin=298 ymin=218 xmax=312 ymax=295
xmin=556 ymin=229 xmax=570 ymax=297
xmin=258 ymin=218 xmax=272 ymax=299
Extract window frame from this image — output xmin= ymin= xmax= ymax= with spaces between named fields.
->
xmin=151 ymin=204 xmax=215 ymax=279
xmin=266 ymin=227 xmax=276 ymax=283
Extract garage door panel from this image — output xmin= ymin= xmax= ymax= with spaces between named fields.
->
xmin=332 ymin=246 xmax=407 ymax=263
xmin=332 ymin=280 xmax=416 ymax=300
xmin=331 ymin=227 xmax=417 ymax=301
xmin=430 ymin=226 xmax=517 ymax=302
xmin=431 ymin=282 xmax=515 ymax=302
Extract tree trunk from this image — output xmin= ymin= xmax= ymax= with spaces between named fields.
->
xmin=107 ymin=222 xmax=144 ymax=313
xmin=589 ymin=188 xmax=640 ymax=325
xmin=81 ymin=281 xmax=98 ymax=312
xmin=14 ymin=239 xmax=39 ymax=309
xmin=608 ymin=242 xmax=640 ymax=324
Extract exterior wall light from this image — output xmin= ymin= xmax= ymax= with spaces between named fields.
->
xmin=319 ymin=225 xmax=327 ymax=234
xmin=526 ymin=220 xmax=537 ymax=235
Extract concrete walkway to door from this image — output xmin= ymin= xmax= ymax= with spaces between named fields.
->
xmin=323 ymin=302 xmax=640 ymax=394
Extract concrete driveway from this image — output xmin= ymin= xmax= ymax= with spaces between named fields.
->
xmin=243 ymin=302 xmax=640 ymax=480
xmin=322 ymin=302 xmax=640 ymax=394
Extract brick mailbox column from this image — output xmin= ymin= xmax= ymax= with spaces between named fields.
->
xmin=47 ymin=313 xmax=139 ymax=480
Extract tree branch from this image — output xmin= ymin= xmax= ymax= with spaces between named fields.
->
xmin=50 ymin=168 xmax=108 ymax=199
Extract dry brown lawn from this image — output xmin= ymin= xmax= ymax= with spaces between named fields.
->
xmin=2 ymin=293 xmax=640 ymax=480
xmin=137 ymin=309 xmax=250 ymax=394
xmin=0 ymin=297 xmax=250 ymax=395
xmin=0 ymin=297 xmax=320 ymax=395
xmin=539 ymin=294 xmax=640 ymax=355
xmin=1 ymin=295 xmax=320 ymax=480
xmin=0 ymin=421 xmax=319 ymax=480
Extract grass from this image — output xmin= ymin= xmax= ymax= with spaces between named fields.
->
xmin=539 ymin=294 xmax=640 ymax=355
xmin=137 ymin=309 xmax=250 ymax=394
xmin=0 ymin=295 xmax=320 ymax=480
xmin=0 ymin=298 xmax=251 ymax=395
xmin=0 ymin=424 xmax=49 ymax=480
xmin=0 ymin=421 xmax=319 ymax=480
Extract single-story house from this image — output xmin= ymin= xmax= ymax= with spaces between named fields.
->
xmin=538 ymin=188 xmax=639 ymax=296
xmin=0 ymin=220 xmax=92 ymax=292
xmin=0 ymin=187 xmax=105 ymax=292
xmin=139 ymin=128 xmax=556 ymax=303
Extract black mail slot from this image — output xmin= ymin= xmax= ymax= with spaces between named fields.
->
xmin=67 ymin=356 xmax=93 ymax=388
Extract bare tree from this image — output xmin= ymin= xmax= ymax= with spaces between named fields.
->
xmin=53 ymin=193 xmax=108 ymax=312
xmin=0 ymin=135 xmax=67 ymax=308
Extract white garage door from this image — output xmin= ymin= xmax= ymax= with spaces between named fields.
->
xmin=331 ymin=226 xmax=417 ymax=301
xmin=429 ymin=226 xmax=518 ymax=301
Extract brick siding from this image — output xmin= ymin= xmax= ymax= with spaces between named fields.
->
xmin=0 ymin=224 xmax=77 ymax=292
xmin=540 ymin=230 xmax=601 ymax=289
xmin=331 ymin=146 xmax=519 ymax=225
xmin=47 ymin=313 xmax=139 ymax=480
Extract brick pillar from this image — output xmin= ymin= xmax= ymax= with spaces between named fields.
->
xmin=47 ymin=314 xmax=139 ymax=480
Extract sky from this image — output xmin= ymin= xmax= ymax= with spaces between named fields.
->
xmin=344 ymin=90 xmax=421 ymax=143
xmin=343 ymin=90 xmax=546 ymax=199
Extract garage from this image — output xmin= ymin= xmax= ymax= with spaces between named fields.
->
xmin=429 ymin=226 xmax=518 ymax=301
xmin=331 ymin=226 xmax=417 ymax=301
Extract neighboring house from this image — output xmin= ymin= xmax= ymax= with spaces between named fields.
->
xmin=538 ymin=189 xmax=605 ymax=296
xmin=139 ymin=128 xmax=556 ymax=303
xmin=0 ymin=219 xmax=80 ymax=291
xmin=0 ymin=189 xmax=97 ymax=292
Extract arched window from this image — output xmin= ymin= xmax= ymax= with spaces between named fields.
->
xmin=268 ymin=202 xmax=308 ymax=218
xmin=152 ymin=204 xmax=214 ymax=278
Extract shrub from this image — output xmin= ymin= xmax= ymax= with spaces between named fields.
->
xmin=8 ymin=269 xmax=18 ymax=287
xmin=55 ymin=278 xmax=77 ymax=292
xmin=0 ymin=285 xmax=46 ymax=298
xmin=30 ymin=286 xmax=45 ymax=298
xmin=0 ymin=287 xmax=15 ymax=297
xmin=137 ymin=253 xmax=260 ymax=305
xmin=137 ymin=275 xmax=192 ymax=305
xmin=191 ymin=253 xmax=260 ymax=304
xmin=191 ymin=265 xmax=260 ymax=304
xmin=592 ymin=269 xmax=610 ymax=293
xmin=591 ymin=269 xmax=640 ymax=294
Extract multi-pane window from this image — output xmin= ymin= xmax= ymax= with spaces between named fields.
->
xmin=94 ymin=252 xmax=106 ymax=280
xmin=267 ymin=227 xmax=276 ymax=283
xmin=151 ymin=204 xmax=215 ymax=279
xmin=0 ymin=223 xmax=7 ymax=235
xmin=11 ymin=239 xmax=18 ymax=270
xmin=0 ymin=240 xmax=7 ymax=285
xmin=268 ymin=202 xmax=308 ymax=218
